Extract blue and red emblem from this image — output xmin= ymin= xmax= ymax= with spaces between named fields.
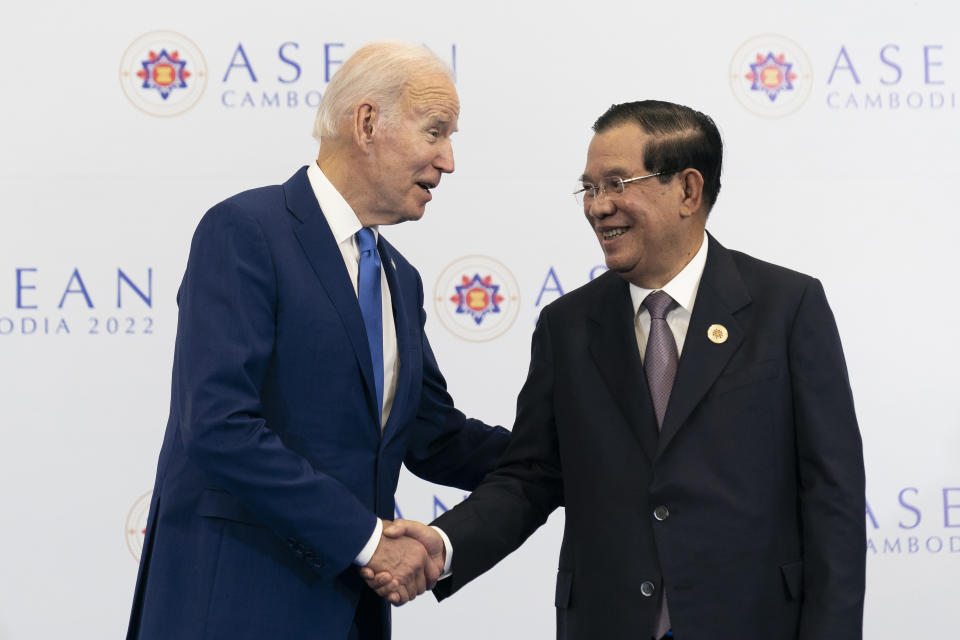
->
xmin=745 ymin=52 xmax=797 ymax=102
xmin=136 ymin=49 xmax=190 ymax=100
xmin=450 ymin=274 xmax=504 ymax=325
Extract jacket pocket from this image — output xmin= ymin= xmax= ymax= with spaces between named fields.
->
xmin=197 ymin=488 xmax=264 ymax=527
xmin=711 ymin=359 xmax=779 ymax=396
xmin=555 ymin=570 xmax=573 ymax=609
xmin=780 ymin=560 xmax=803 ymax=601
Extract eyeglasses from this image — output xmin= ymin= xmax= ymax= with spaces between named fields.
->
xmin=573 ymin=172 xmax=666 ymax=205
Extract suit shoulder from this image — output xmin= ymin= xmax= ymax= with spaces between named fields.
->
xmin=187 ymin=185 xmax=289 ymax=258
xmin=541 ymin=270 xmax=623 ymax=318
xmin=727 ymin=248 xmax=819 ymax=293
xmin=202 ymin=184 xmax=286 ymax=225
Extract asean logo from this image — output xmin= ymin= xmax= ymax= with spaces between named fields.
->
xmin=730 ymin=34 xmax=812 ymax=117
xmin=125 ymin=491 xmax=152 ymax=561
xmin=434 ymin=256 xmax=520 ymax=342
xmin=120 ymin=31 xmax=207 ymax=116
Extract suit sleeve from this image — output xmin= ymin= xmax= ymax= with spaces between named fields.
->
xmin=430 ymin=307 xmax=565 ymax=599
xmin=789 ymin=279 xmax=866 ymax=639
xmin=174 ymin=203 xmax=376 ymax=579
xmin=403 ymin=269 xmax=511 ymax=491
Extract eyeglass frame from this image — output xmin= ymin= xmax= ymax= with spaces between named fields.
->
xmin=573 ymin=171 xmax=673 ymax=205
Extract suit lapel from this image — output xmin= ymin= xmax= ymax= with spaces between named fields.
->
xmin=283 ymin=167 xmax=381 ymax=434
xmin=378 ymin=239 xmax=413 ymax=444
xmin=656 ymin=234 xmax=751 ymax=458
xmin=587 ymin=273 xmax=658 ymax=463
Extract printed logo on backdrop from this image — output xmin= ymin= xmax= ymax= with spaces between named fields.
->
xmin=729 ymin=34 xmax=813 ymax=117
xmin=120 ymin=35 xmax=456 ymax=113
xmin=120 ymin=31 xmax=208 ymax=117
xmin=434 ymin=256 xmax=520 ymax=342
xmin=126 ymin=491 xmax=152 ymax=561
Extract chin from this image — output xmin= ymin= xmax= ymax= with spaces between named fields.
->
xmin=399 ymin=209 xmax=426 ymax=223
xmin=603 ymin=255 xmax=635 ymax=274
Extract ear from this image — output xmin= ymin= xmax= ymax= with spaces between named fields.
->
xmin=678 ymin=168 xmax=704 ymax=218
xmin=352 ymin=101 xmax=379 ymax=150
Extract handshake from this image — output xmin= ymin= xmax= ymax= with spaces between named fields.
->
xmin=360 ymin=520 xmax=445 ymax=605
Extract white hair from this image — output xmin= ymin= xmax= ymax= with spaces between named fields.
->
xmin=312 ymin=40 xmax=455 ymax=142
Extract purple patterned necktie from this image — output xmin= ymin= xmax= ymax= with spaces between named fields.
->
xmin=643 ymin=290 xmax=679 ymax=430
xmin=642 ymin=290 xmax=678 ymax=640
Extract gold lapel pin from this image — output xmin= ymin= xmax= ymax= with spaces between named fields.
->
xmin=707 ymin=324 xmax=728 ymax=344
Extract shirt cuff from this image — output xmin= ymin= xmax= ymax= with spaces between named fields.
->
xmin=431 ymin=525 xmax=453 ymax=577
xmin=354 ymin=518 xmax=383 ymax=566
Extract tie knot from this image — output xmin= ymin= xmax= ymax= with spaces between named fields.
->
xmin=356 ymin=227 xmax=377 ymax=255
xmin=643 ymin=290 xmax=676 ymax=320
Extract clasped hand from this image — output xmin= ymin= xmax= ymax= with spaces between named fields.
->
xmin=360 ymin=520 xmax=445 ymax=605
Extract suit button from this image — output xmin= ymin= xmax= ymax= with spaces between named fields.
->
xmin=640 ymin=581 xmax=656 ymax=597
xmin=653 ymin=505 xmax=669 ymax=521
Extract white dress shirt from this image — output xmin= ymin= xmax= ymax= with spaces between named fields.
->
xmin=629 ymin=231 xmax=709 ymax=360
xmin=305 ymin=163 xmax=399 ymax=566
xmin=438 ymin=232 xmax=710 ymax=578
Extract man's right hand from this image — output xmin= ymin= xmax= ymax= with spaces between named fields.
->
xmin=363 ymin=524 xmax=440 ymax=605
xmin=360 ymin=520 xmax=446 ymax=605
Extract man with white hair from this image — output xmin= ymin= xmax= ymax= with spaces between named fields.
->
xmin=126 ymin=41 xmax=509 ymax=640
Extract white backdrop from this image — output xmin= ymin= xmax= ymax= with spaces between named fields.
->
xmin=1 ymin=1 xmax=958 ymax=637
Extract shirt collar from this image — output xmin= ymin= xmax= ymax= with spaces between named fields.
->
xmin=629 ymin=230 xmax=709 ymax=315
xmin=306 ymin=162 xmax=378 ymax=244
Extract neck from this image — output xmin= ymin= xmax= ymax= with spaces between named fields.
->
xmin=627 ymin=231 xmax=705 ymax=289
xmin=315 ymin=148 xmax=378 ymax=227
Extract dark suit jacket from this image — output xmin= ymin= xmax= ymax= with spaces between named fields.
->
xmin=126 ymin=167 xmax=509 ymax=640
xmin=433 ymin=234 xmax=865 ymax=640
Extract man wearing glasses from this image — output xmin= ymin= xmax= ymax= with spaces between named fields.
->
xmin=367 ymin=100 xmax=866 ymax=639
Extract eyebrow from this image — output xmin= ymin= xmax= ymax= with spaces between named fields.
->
xmin=579 ymin=168 xmax=631 ymax=182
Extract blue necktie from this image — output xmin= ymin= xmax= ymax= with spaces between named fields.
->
xmin=356 ymin=228 xmax=383 ymax=421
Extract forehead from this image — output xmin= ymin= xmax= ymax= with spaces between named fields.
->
xmin=583 ymin=122 xmax=651 ymax=177
xmin=403 ymin=71 xmax=460 ymax=120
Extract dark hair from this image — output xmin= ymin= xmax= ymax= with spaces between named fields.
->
xmin=592 ymin=100 xmax=723 ymax=211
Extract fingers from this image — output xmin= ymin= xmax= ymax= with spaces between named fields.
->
xmin=361 ymin=569 xmax=397 ymax=595
xmin=382 ymin=519 xmax=408 ymax=538
xmin=388 ymin=584 xmax=409 ymax=605
xmin=362 ymin=525 xmax=439 ymax=605
xmin=373 ymin=571 xmax=395 ymax=589
xmin=399 ymin=521 xmax=444 ymax=558
xmin=424 ymin=553 xmax=441 ymax=589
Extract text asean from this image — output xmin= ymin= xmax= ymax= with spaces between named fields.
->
xmin=220 ymin=41 xmax=457 ymax=110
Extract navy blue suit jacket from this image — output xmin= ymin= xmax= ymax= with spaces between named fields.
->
xmin=127 ymin=167 xmax=509 ymax=639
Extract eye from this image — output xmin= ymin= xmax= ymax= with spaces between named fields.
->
xmin=603 ymin=177 xmax=624 ymax=193
xmin=426 ymin=129 xmax=441 ymax=140
xmin=580 ymin=185 xmax=596 ymax=200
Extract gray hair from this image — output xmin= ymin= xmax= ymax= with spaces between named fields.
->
xmin=312 ymin=41 xmax=454 ymax=142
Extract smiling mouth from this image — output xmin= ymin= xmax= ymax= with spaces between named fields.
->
xmin=601 ymin=227 xmax=628 ymax=239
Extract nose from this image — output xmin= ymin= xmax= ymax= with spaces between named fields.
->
xmin=435 ymin=139 xmax=455 ymax=174
xmin=586 ymin=193 xmax=615 ymax=219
